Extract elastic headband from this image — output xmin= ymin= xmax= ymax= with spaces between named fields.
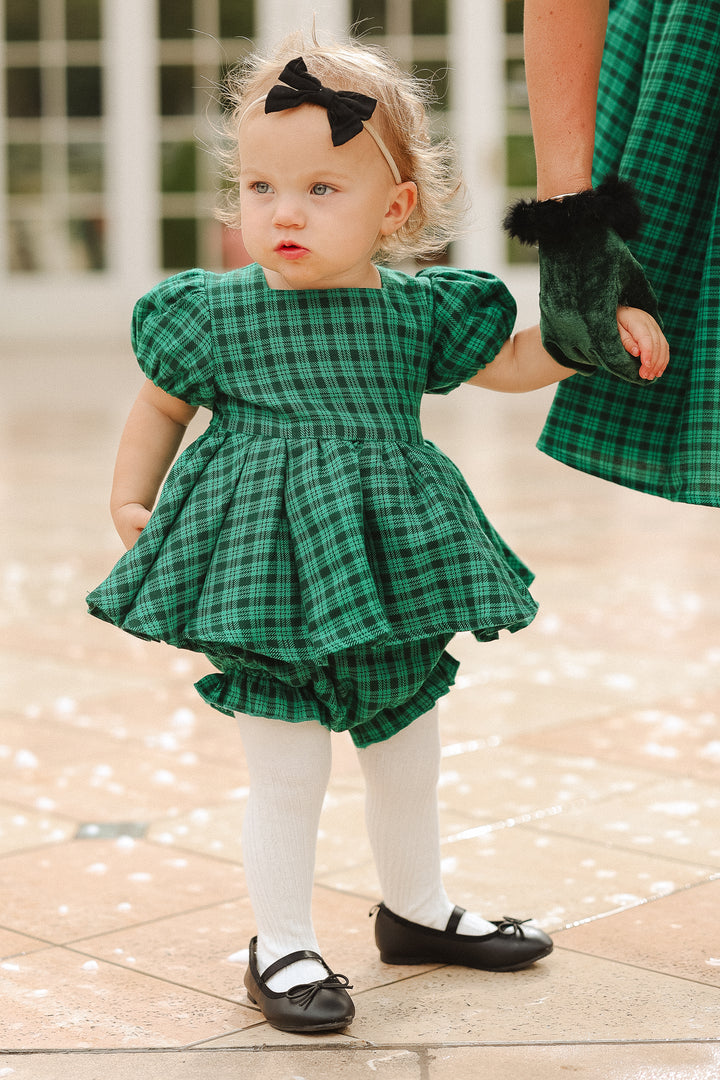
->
xmin=245 ymin=56 xmax=403 ymax=185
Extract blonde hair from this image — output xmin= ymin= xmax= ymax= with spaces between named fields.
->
xmin=215 ymin=32 xmax=464 ymax=262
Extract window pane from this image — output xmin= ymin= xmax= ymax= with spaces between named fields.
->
xmin=161 ymin=142 xmax=197 ymax=193
xmin=8 ymin=219 xmax=42 ymax=272
xmin=160 ymin=66 xmax=196 ymax=116
xmin=159 ymin=0 xmax=194 ymax=39
xmin=217 ymin=63 xmax=238 ymax=114
xmin=419 ymin=61 xmax=449 ymax=109
xmin=412 ymin=0 xmax=446 ymax=35
xmin=506 ymin=57 xmax=528 ymax=110
xmin=66 ymin=0 xmax=102 ymax=40
xmin=351 ymin=0 xmax=386 ymax=30
xmin=68 ymin=143 xmax=104 ymax=192
xmin=507 ymin=240 xmax=537 ymax=265
xmin=505 ymin=0 xmax=524 ymax=33
xmin=67 ymin=66 xmax=103 ymax=116
xmin=69 ymin=218 xmax=106 ymax=270
xmin=219 ymin=0 xmax=254 ymax=38
xmin=5 ymin=0 xmax=40 ymax=41
xmin=7 ymin=144 xmax=43 ymax=194
xmin=507 ymin=134 xmax=536 ymax=187
xmin=6 ymin=68 xmax=42 ymax=118
xmin=162 ymin=218 xmax=198 ymax=269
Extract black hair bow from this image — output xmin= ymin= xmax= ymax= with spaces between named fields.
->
xmin=264 ymin=57 xmax=377 ymax=146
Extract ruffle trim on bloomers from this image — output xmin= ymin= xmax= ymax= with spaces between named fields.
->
xmin=195 ymin=640 xmax=460 ymax=748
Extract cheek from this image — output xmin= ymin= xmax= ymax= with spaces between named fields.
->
xmin=237 ymin=194 xmax=252 ymax=221
xmin=237 ymin=202 xmax=261 ymax=238
xmin=236 ymin=211 xmax=264 ymax=260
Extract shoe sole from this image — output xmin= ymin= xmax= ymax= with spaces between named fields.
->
xmin=379 ymin=943 xmax=553 ymax=971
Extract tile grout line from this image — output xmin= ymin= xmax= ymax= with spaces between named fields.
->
xmin=550 ymin=870 xmax=720 ymax=931
xmin=2 ymin=1037 xmax=720 ymax=1056
xmin=443 ymin=811 xmax=720 ymax=876
xmin=548 ymin=942 xmax=720 ymax=991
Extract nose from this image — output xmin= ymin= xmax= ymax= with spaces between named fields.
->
xmin=272 ymin=193 xmax=305 ymax=228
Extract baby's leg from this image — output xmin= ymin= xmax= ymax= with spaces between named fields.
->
xmin=357 ymin=706 xmax=495 ymax=934
xmin=239 ymin=714 xmax=332 ymax=991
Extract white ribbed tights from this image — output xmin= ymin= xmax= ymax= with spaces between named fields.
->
xmin=238 ymin=707 xmax=494 ymax=992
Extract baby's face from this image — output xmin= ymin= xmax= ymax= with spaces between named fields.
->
xmin=237 ymin=104 xmax=412 ymax=290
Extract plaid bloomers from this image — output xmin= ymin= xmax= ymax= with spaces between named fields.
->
xmin=88 ymin=263 xmax=538 ymax=745
xmin=539 ymin=0 xmax=720 ymax=507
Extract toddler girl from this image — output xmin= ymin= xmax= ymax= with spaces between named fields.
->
xmin=87 ymin=34 xmax=667 ymax=1034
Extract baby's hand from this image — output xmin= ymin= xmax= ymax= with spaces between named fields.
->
xmin=617 ymin=306 xmax=669 ymax=381
xmin=112 ymin=502 xmax=152 ymax=550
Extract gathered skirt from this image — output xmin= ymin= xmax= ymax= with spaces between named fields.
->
xmin=88 ymin=421 xmax=538 ymax=745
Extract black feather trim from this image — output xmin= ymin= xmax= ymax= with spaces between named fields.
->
xmin=503 ymin=177 xmax=644 ymax=246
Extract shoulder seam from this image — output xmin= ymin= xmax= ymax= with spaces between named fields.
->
xmin=200 ymin=269 xmax=219 ymax=396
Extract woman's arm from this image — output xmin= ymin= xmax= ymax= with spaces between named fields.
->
xmin=523 ymin=0 xmax=609 ymax=198
xmin=110 ymin=379 xmax=198 ymax=549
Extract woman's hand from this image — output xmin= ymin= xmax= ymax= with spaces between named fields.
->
xmin=112 ymin=502 xmax=152 ymax=550
xmin=617 ymin=306 xmax=669 ymax=381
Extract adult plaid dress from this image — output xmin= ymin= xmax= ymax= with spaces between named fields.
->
xmin=538 ymin=0 xmax=720 ymax=506
xmin=87 ymin=263 xmax=537 ymax=746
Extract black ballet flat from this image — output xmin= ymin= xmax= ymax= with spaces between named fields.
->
xmin=244 ymin=937 xmax=355 ymax=1033
xmin=372 ymin=903 xmax=553 ymax=971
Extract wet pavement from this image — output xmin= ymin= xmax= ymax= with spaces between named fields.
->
xmin=1 ymin=323 xmax=719 ymax=1078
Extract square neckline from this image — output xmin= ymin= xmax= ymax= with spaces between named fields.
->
xmin=251 ymin=261 xmax=387 ymax=294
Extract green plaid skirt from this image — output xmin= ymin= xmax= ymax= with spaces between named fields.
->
xmin=88 ymin=264 xmax=538 ymax=745
xmin=539 ymin=0 xmax=720 ymax=506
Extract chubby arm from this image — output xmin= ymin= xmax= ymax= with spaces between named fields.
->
xmin=468 ymin=307 xmax=668 ymax=393
xmin=468 ymin=325 xmax=574 ymax=393
xmin=523 ymin=0 xmax=608 ymax=198
xmin=110 ymin=379 xmax=198 ymax=549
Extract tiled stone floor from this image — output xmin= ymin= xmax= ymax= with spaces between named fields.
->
xmin=2 ymin=319 xmax=719 ymax=1078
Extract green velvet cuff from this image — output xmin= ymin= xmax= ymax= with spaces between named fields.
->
xmin=504 ymin=179 xmax=661 ymax=386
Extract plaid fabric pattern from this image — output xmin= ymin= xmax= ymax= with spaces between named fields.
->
xmin=198 ymin=636 xmax=458 ymax=748
xmin=538 ymin=0 xmax=720 ymax=506
xmin=87 ymin=263 xmax=535 ymax=743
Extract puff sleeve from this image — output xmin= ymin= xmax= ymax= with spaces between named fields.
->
xmin=131 ymin=269 xmax=215 ymax=408
xmin=421 ymin=267 xmax=517 ymax=394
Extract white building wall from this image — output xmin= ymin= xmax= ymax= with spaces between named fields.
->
xmin=449 ymin=0 xmax=506 ymax=274
xmin=0 ymin=1 xmax=533 ymax=343
xmin=103 ymin=0 xmax=159 ymax=293
xmin=256 ymin=0 xmax=352 ymax=46
xmin=1 ymin=0 xmax=161 ymax=341
xmin=0 ymin=0 xmax=8 ymax=283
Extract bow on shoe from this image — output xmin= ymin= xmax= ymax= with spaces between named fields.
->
xmin=265 ymin=56 xmax=377 ymax=146
xmin=494 ymin=917 xmax=531 ymax=937
xmin=287 ymin=972 xmax=353 ymax=1010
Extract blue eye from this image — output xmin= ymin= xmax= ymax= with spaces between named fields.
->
xmin=253 ymin=181 xmax=272 ymax=194
xmin=311 ymin=183 xmax=333 ymax=196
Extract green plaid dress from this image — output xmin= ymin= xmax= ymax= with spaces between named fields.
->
xmin=87 ymin=263 xmax=537 ymax=746
xmin=539 ymin=0 xmax=720 ymax=506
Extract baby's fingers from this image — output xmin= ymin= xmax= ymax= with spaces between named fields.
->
xmin=617 ymin=307 xmax=669 ymax=381
xmin=638 ymin=326 xmax=669 ymax=380
xmin=618 ymin=320 xmax=641 ymax=356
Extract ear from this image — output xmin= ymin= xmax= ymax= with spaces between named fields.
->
xmin=380 ymin=181 xmax=418 ymax=236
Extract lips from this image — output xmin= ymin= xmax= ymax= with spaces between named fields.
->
xmin=276 ymin=241 xmax=309 ymax=260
